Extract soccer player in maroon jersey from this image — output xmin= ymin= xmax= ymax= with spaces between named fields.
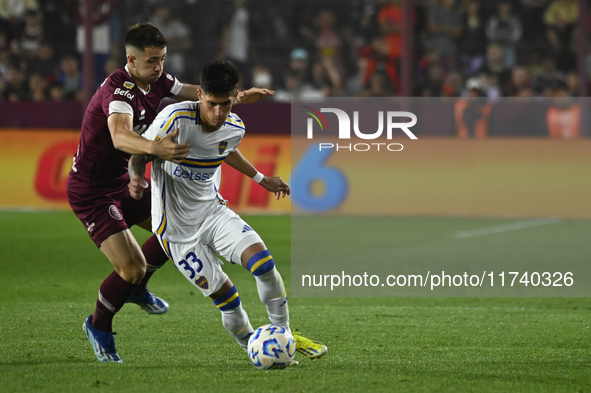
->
xmin=68 ymin=22 xmax=272 ymax=363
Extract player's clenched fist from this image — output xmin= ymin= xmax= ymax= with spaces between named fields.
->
xmin=128 ymin=176 xmax=148 ymax=200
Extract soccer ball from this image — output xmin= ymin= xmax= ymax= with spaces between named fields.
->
xmin=247 ymin=324 xmax=296 ymax=370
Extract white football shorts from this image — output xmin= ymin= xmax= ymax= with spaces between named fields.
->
xmin=158 ymin=202 xmax=263 ymax=297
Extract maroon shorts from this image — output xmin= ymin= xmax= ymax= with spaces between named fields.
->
xmin=67 ymin=177 xmax=152 ymax=248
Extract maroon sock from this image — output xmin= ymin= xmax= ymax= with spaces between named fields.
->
xmin=130 ymin=234 xmax=169 ymax=296
xmin=92 ymin=271 xmax=137 ymax=332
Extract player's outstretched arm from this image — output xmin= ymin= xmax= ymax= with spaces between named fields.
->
xmin=236 ymin=87 xmax=275 ymax=104
xmin=224 ymin=149 xmax=256 ymax=178
xmin=108 ymin=114 xmax=189 ymax=163
xmin=173 ymin=84 xmax=273 ymax=104
xmin=224 ymin=149 xmax=290 ymax=199
xmin=174 ymin=83 xmax=201 ymax=101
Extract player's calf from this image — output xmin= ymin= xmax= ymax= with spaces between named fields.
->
xmin=212 ymin=282 xmax=253 ymax=351
xmin=245 ymin=250 xmax=290 ymax=329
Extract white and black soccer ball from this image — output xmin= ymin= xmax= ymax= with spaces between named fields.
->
xmin=247 ymin=324 xmax=296 ymax=370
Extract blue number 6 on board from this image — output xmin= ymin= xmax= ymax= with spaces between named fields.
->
xmin=291 ymin=146 xmax=348 ymax=212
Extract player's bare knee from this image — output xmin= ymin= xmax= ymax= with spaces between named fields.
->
xmin=117 ymin=260 xmax=146 ymax=284
xmin=132 ymin=263 xmax=147 ymax=283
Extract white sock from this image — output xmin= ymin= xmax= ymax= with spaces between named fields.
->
xmin=255 ymin=267 xmax=290 ymax=330
xmin=220 ymin=305 xmax=253 ymax=352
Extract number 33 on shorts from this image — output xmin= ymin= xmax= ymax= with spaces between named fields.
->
xmin=171 ymin=244 xmax=231 ymax=296
xmin=177 ymin=252 xmax=203 ymax=280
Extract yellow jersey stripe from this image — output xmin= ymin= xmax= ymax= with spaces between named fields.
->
xmin=180 ymin=158 xmax=225 ymax=167
xmin=162 ymin=110 xmax=197 ymax=134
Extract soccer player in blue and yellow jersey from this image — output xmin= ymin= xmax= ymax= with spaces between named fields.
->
xmin=128 ymin=60 xmax=327 ymax=365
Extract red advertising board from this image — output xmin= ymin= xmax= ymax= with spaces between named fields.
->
xmin=0 ymin=130 xmax=291 ymax=213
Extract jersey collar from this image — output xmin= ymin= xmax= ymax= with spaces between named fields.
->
xmin=124 ymin=65 xmax=151 ymax=95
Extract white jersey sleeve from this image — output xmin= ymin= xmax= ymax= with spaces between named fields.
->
xmin=170 ymin=79 xmax=183 ymax=96
xmin=108 ymin=101 xmax=133 ymax=116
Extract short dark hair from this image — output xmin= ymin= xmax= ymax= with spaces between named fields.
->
xmin=199 ymin=60 xmax=240 ymax=95
xmin=125 ymin=22 xmax=167 ymax=51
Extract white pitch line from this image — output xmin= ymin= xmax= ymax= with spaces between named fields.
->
xmin=454 ymin=218 xmax=561 ymax=239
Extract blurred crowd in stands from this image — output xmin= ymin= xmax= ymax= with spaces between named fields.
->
xmin=0 ymin=0 xmax=587 ymax=102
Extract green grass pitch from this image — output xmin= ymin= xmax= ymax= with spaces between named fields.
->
xmin=0 ymin=211 xmax=589 ymax=392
